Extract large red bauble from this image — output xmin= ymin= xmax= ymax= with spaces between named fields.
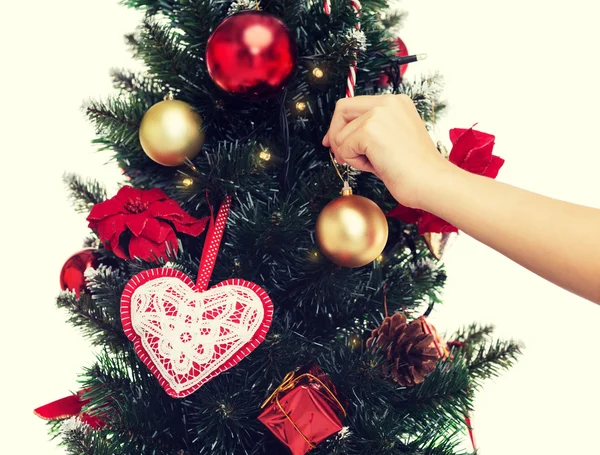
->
xmin=59 ymin=248 xmax=99 ymax=298
xmin=206 ymin=12 xmax=297 ymax=99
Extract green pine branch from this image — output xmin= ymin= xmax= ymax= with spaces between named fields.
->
xmin=90 ymin=137 xmax=147 ymax=172
xmin=78 ymin=349 xmax=190 ymax=454
xmin=467 ymin=339 xmax=523 ymax=383
xmin=85 ymin=265 xmax=132 ymax=322
xmin=451 ymin=324 xmax=496 ymax=347
xmin=448 ymin=325 xmax=523 ymax=384
xmin=380 ymin=11 xmax=408 ymax=31
xmin=395 ymin=357 xmax=472 ymax=429
xmin=136 ymin=18 xmax=195 ymax=89
xmin=400 ymin=73 xmax=447 ymax=127
xmin=56 ymin=291 xmax=127 ymax=349
xmin=331 ymin=406 xmax=468 ymax=455
xmin=59 ymin=428 xmax=109 ymax=455
xmin=110 ymin=68 xmax=163 ymax=100
xmin=383 ymin=251 xmax=446 ymax=315
xmin=359 ymin=0 xmax=394 ymax=13
xmin=86 ymin=96 xmax=146 ymax=146
xmin=82 ymin=235 xmax=99 ymax=248
xmin=120 ymin=0 xmax=177 ymax=15
xmin=63 ymin=173 xmax=107 ymax=214
xmin=184 ymin=373 xmax=267 ymax=454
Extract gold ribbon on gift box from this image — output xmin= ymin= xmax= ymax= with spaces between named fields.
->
xmin=261 ymin=371 xmax=347 ymax=449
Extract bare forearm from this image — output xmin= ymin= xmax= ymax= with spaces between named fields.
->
xmin=324 ymin=94 xmax=600 ymax=303
xmin=420 ymin=165 xmax=600 ymax=304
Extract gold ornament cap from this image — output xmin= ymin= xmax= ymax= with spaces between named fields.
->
xmin=341 ymin=181 xmax=352 ymax=196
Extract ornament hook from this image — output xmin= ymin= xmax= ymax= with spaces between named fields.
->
xmin=329 ymin=150 xmax=352 ymax=192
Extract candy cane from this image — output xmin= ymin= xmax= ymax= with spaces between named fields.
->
xmin=323 ymin=0 xmax=362 ymax=97
xmin=346 ymin=0 xmax=362 ymax=98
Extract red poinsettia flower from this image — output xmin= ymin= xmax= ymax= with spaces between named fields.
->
xmin=388 ymin=127 xmax=505 ymax=234
xmin=87 ymin=186 xmax=209 ymax=261
xmin=448 ymin=128 xmax=504 ymax=177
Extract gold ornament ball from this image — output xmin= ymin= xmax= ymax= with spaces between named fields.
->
xmin=139 ymin=100 xmax=205 ymax=166
xmin=316 ymin=192 xmax=388 ymax=268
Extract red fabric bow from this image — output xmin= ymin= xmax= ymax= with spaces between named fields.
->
xmin=87 ymin=186 xmax=209 ymax=261
xmin=387 ymin=127 xmax=505 ymax=234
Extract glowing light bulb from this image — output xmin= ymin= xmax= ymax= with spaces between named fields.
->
xmin=296 ymin=101 xmax=307 ymax=112
xmin=259 ymin=150 xmax=271 ymax=161
xmin=312 ymin=67 xmax=324 ymax=78
xmin=182 ymin=177 xmax=193 ymax=186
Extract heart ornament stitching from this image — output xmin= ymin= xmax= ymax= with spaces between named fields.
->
xmin=120 ymin=196 xmax=273 ymax=398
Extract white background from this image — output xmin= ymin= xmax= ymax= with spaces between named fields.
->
xmin=1 ymin=0 xmax=599 ymax=453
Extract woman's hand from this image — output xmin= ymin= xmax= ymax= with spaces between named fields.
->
xmin=323 ymin=94 xmax=451 ymax=208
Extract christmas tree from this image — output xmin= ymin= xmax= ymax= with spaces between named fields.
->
xmin=40 ymin=0 xmax=522 ymax=453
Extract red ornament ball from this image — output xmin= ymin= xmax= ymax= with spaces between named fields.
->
xmin=59 ymin=248 xmax=99 ymax=298
xmin=206 ymin=12 xmax=297 ymax=99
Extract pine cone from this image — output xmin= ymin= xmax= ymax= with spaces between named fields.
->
xmin=367 ymin=313 xmax=441 ymax=387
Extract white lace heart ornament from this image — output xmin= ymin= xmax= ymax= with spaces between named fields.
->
xmin=121 ymin=196 xmax=273 ymax=398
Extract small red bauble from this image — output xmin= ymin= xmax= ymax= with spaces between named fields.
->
xmin=206 ymin=12 xmax=297 ymax=99
xmin=60 ymin=248 xmax=99 ymax=298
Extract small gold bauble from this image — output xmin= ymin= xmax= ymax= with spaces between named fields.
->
xmin=139 ymin=99 xmax=205 ymax=167
xmin=316 ymin=189 xmax=388 ymax=268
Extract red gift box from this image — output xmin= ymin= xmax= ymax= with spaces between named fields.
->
xmin=258 ymin=363 xmax=346 ymax=455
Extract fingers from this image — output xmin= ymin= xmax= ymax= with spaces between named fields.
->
xmin=336 ymin=128 xmax=377 ymax=174
xmin=333 ymin=110 xmax=373 ymax=154
xmin=345 ymin=155 xmax=377 ymax=174
xmin=324 ymin=94 xmax=414 ymax=176
xmin=329 ymin=111 xmax=373 ymax=166
xmin=322 ymin=95 xmax=396 ymax=148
